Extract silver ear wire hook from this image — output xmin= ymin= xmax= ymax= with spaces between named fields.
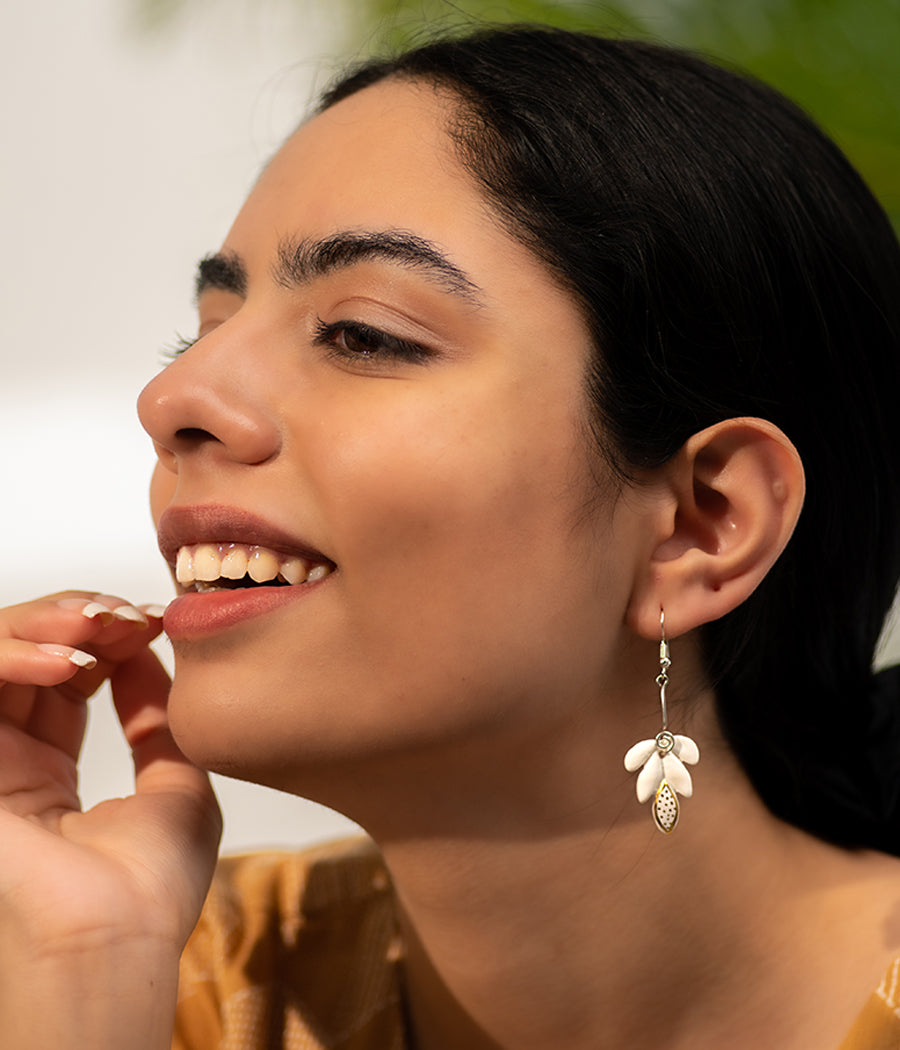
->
xmin=657 ymin=608 xmax=670 ymax=734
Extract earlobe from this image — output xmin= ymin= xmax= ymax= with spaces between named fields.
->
xmin=627 ymin=418 xmax=805 ymax=639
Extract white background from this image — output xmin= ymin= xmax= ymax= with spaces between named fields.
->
xmin=0 ymin=0 xmax=360 ymax=852
xmin=2 ymin=0 xmax=898 ymax=853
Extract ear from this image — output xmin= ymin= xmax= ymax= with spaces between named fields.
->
xmin=626 ymin=418 xmax=805 ymax=640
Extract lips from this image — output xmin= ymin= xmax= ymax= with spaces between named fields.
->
xmin=157 ymin=504 xmax=335 ymax=639
xmin=157 ymin=504 xmax=332 ymax=570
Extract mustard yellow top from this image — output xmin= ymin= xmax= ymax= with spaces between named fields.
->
xmin=173 ymin=837 xmax=900 ymax=1050
xmin=840 ymin=957 xmax=900 ymax=1050
xmin=173 ymin=839 xmax=405 ymax=1050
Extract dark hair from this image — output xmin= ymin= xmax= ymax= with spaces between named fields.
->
xmin=320 ymin=26 xmax=900 ymax=852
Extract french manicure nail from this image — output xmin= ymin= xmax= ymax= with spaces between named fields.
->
xmin=37 ymin=643 xmax=98 ymax=669
xmin=139 ymin=604 xmax=168 ymax=619
xmin=90 ymin=596 xmax=149 ymax=626
xmin=57 ymin=599 xmax=115 ymax=623
xmin=110 ymin=605 xmax=149 ymax=626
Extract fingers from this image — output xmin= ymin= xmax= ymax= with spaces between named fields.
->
xmin=111 ymin=646 xmax=208 ymax=797
xmin=0 ymin=593 xmax=167 ymax=697
xmin=111 ymin=645 xmax=220 ymax=847
xmin=2 ymin=592 xmax=162 ymax=647
xmin=0 ymin=641 xmax=97 ymax=701
xmin=110 ymin=645 xmax=174 ymax=758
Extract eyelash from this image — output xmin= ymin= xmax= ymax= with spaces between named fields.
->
xmin=312 ymin=318 xmax=434 ymax=366
xmin=160 ymin=333 xmax=197 ymax=362
xmin=160 ymin=320 xmax=434 ymax=367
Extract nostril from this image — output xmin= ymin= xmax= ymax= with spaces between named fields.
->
xmin=176 ymin=427 xmax=217 ymax=443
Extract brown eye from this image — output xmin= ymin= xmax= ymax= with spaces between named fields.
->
xmin=313 ymin=318 xmax=433 ymax=365
xmin=336 ymin=325 xmax=384 ymax=357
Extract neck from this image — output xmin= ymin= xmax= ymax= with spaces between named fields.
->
xmin=321 ymin=703 xmax=900 ymax=1050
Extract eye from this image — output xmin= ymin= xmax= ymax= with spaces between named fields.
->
xmin=313 ymin=318 xmax=434 ymax=366
xmin=160 ymin=333 xmax=197 ymax=362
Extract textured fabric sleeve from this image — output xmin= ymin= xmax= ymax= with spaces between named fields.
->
xmin=172 ymin=838 xmax=407 ymax=1050
xmin=839 ymin=956 xmax=900 ymax=1050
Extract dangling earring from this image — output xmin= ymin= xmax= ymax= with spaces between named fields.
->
xmin=623 ymin=609 xmax=700 ymax=833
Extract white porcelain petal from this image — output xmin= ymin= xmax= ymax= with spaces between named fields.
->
xmin=674 ymin=735 xmax=700 ymax=765
xmin=636 ymin=752 xmax=664 ymax=803
xmin=624 ymin=739 xmax=658 ymax=772
xmin=662 ymin=754 xmax=693 ymax=797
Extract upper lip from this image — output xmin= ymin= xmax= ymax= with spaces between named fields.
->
xmin=156 ymin=504 xmax=333 ymax=568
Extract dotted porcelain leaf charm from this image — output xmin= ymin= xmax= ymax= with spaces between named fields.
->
xmin=653 ymin=781 xmax=679 ymax=834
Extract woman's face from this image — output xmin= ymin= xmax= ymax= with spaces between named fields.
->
xmin=139 ymin=80 xmax=647 ymax=792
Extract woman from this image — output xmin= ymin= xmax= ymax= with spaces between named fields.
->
xmin=1 ymin=25 xmax=899 ymax=1050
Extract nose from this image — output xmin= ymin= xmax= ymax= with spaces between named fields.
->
xmin=138 ymin=342 xmax=281 ymax=473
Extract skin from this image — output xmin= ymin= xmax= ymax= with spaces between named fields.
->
xmin=0 ymin=596 xmax=219 ymax=1050
xmin=140 ymin=78 xmax=647 ymax=799
xmin=1 ymin=78 xmax=899 ymax=1050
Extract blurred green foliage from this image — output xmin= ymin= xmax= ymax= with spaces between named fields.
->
xmin=135 ymin=0 xmax=900 ymax=228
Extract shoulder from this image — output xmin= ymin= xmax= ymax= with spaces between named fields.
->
xmin=174 ymin=837 xmax=407 ymax=1050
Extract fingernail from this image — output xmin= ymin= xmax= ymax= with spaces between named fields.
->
xmin=110 ymin=605 xmax=149 ymax=626
xmin=37 ymin=643 xmax=98 ymax=669
xmin=139 ymin=604 xmax=168 ymax=619
xmin=57 ymin=599 xmax=115 ymax=624
xmin=90 ymin=595 xmax=149 ymax=627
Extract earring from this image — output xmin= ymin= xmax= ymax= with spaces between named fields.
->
xmin=623 ymin=609 xmax=700 ymax=833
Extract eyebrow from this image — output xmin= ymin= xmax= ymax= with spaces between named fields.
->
xmin=274 ymin=231 xmax=484 ymax=305
xmin=195 ymin=251 xmax=247 ymax=299
xmin=194 ymin=230 xmax=485 ymax=306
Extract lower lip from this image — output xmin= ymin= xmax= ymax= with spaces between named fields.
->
xmin=163 ymin=585 xmax=315 ymax=640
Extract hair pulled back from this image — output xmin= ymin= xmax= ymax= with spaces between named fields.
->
xmin=321 ymin=27 xmax=900 ymax=852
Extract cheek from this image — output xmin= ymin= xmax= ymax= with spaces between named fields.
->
xmin=321 ymin=379 xmax=587 ymax=561
xmin=310 ymin=383 xmax=617 ymax=669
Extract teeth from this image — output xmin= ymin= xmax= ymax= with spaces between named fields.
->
xmin=248 ymin=547 xmax=280 ymax=583
xmin=176 ymin=547 xmax=194 ymax=586
xmin=193 ymin=544 xmax=222 ymax=582
xmin=173 ymin=542 xmax=332 ymax=590
xmin=220 ymin=544 xmax=249 ymax=579
xmin=280 ymin=557 xmax=308 ymax=585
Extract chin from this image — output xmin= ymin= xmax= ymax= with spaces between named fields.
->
xmin=163 ymin=658 xmax=401 ymax=792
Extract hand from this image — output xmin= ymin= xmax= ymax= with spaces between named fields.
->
xmin=0 ymin=592 xmax=222 ymax=1048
